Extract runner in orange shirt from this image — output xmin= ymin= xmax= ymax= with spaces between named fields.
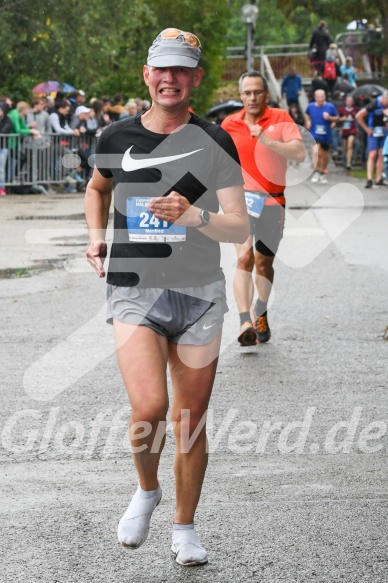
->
xmin=222 ymin=71 xmax=305 ymax=345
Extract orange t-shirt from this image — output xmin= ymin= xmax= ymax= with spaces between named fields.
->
xmin=222 ymin=106 xmax=302 ymax=205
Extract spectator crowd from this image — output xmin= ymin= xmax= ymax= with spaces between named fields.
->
xmin=278 ymin=17 xmax=388 ymax=189
xmin=0 ymin=91 xmax=151 ymax=195
xmin=1 ymin=17 xmax=387 ymax=196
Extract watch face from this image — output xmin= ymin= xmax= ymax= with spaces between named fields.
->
xmin=201 ymin=209 xmax=210 ymax=224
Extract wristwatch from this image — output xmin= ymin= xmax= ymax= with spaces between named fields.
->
xmin=197 ymin=209 xmax=210 ymax=228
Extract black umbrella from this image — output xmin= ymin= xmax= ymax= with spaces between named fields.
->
xmin=206 ymin=100 xmax=243 ymax=118
xmin=350 ymin=84 xmax=386 ymax=106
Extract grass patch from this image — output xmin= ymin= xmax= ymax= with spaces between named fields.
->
xmin=349 ymin=168 xmax=367 ymax=180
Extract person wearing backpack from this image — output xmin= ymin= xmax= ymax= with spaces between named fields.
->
xmin=323 ymin=44 xmax=339 ymax=97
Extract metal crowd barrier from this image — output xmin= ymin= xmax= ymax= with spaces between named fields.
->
xmin=0 ymin=132 xmax=98 ymax=194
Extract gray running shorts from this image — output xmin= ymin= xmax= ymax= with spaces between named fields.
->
xmin=106 ymin=279 xmax=228 ymax=345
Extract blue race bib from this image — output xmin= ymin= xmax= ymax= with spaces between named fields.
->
xmin=315 ymin=124 xmax=327 ymax=135
xmin=373 ymin=126 xmax=384 ymax=137
xmin=126 ymin=197 xmax=186 ymax=242
xmin=244 ymin=191 xmax=266 ymax=218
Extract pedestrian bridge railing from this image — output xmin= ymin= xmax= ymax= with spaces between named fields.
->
xmin=223 ymin=37 xmax=376 ymax=83
xmin=224 ymin=43 xmax=313 ymax=83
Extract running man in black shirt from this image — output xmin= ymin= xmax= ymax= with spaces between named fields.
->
xmin=85 ymin=28 xmax=248 ymax=566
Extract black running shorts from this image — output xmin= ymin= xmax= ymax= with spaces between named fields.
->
xmin=249 ymin=204 xmax=286 ymax=257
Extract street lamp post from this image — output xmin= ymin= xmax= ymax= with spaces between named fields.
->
xmin=241 ymin=3 xmax=259 ymax=71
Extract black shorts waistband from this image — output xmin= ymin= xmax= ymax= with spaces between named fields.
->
xmin=245 ymin=190 xmax=284 ymax=197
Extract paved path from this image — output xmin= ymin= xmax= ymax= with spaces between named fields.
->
xmin=1 ymin=165 xmax=388 ymax=582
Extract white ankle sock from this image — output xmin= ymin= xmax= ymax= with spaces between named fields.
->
xmin=117 ymin=484 xmax=162 ymax=549
xmin=171 ymin=523 xmax=208 ymax=566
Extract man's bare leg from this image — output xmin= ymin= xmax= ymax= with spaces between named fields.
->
xmin=376 ymin=149 xmax=384 ymax=182
xmin=254 ymin=252 xmax=274 ymax=302
xmin=234 ymin=237 xmax=257 ymax=345
xmin=113 ymin=322 xmax=169 ymax=548
xmin=114 ymin=321 xmax=169 ymax=488
xmin=234 ymin=237 xmax=254 ymax=313
xmin=253 ymin=251 xmax=275 ymax=342
xmin=346 ymin=135 xmax=354 ymax=166
xmin=311 ymin=143 xmax=318 ymax=170
xmin=367 ymin=150 xmax=377 ymax=181
xmin=168 ymin=334 xmax=221 ymax=564
xmin=318 ymin=146 xmax=329 ymax=173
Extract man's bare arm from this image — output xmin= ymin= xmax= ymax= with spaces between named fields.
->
xmin=148 ymin=184 xmax=249 ymax=244
xmin=261 ymin=137 xmax=306 ymax=162
xmin=355 ymin=107 xmax=372 ymax=135
xmin=84 ymin=167 xmax=114 ymax=277
xmin=203 ymin=184 xmax=250 ymax=243
xmin=250 ymin=125 xmax=306 ymax=162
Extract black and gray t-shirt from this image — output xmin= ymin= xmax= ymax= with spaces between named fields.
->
xmin=95 ymin=113 xmax=243 ymax=288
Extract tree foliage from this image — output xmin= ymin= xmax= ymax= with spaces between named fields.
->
xmin=146 ymin=0 xmax=231 ymax=113
xmin=226 ymin=0 xmax=298 ymax=46
xmin=0 ymin=0 xmax=231 ymax=115
xmin=0 ymin=0 xmax=386 ymax=114
xmin=280 ymin=0 xmax=388 ymax=50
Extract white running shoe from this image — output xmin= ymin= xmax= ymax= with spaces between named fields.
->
xmin=171 ymin=525 xmax=208 ymax=566
xmin=311 ymin=172 xmax=319 ymax=183
xmin=117 ymin=485 xmax=162 ymax=549
xmin=319 ymin=174 xmax=328 ymax=184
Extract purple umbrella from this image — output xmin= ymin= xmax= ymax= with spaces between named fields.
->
xmin=32 ymin=81 xmax=77 ymax=95
xmin=32 ymin=80 xmax=61 ymax=94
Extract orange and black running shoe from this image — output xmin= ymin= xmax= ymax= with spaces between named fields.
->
xmin=238 ymin=321 xmax=257 ymax=346
xmin=254 ymin=314 xmax=271 ymax=343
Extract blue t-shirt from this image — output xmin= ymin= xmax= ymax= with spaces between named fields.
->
xmin=339 ymin=64 xmax=357 ymax=86
xmin=306 ymin=101 xmax=338 ymax=143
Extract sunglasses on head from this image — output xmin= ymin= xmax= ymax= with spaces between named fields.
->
xmin=159 ymin=28 xmax=201 ymax=48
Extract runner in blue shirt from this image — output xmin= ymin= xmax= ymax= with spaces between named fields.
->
xmin=305 ymin=89 xmax=339 ymax=184
xmin=356 ymin=91 xmax=388 ymax=188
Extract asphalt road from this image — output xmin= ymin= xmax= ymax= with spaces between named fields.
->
xmin=1 ymin=165 xmax=388 ymax=582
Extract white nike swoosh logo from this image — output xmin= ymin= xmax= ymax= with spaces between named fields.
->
xmin=203 ymin=323 xmax=216 ymax=330
xmin=122 ymin=145 xmax=203 ymax=172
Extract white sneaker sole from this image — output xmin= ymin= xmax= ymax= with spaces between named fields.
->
xmin=171 ymin=547 xmax=208 ymax=566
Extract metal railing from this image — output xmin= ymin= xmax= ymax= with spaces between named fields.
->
xmin=224 ymin=43 xmax=314 ymax=82
xmin=223 ymin=37 xmax=381 ymax=83
xmin=0 ymin=133 xmax=97 ymax=194
xmin=335 ymin=30 xmax=381 ymax=77
xmin=261 ymin=53 xmax=287 ymax=109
